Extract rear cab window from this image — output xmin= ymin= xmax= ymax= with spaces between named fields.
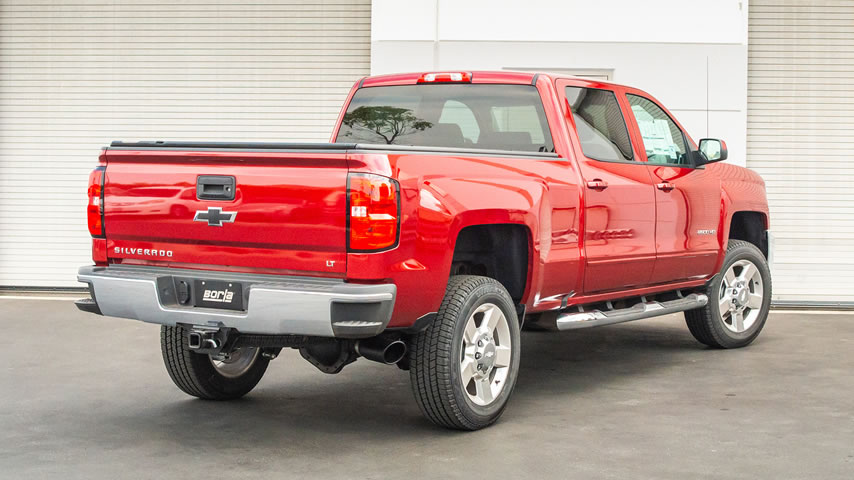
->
xmin=335 ymin=84 xmax=555 ymax=153
xmin=564 ymin=86 xmax=634 ymax=163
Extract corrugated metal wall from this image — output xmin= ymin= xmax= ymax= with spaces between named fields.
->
xmin=0 ymin=0 xmax=371 ymax=287
xmin=748 ymin=0 xmax=854 ymax=304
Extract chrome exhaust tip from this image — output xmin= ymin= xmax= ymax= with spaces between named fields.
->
xmin=355 ymin=338 xmax=407 ymax=365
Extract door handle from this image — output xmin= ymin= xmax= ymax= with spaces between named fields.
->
xmin=656 ymin=182 xmax=675 ymax=192
xmin=197 ymin=175 xmax=236 ymax=201
xmin=586 ymin=179 xmax=608 ymax=191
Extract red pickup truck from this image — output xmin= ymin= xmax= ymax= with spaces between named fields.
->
xmin=77 ymin=71 xmax=772 ymax=430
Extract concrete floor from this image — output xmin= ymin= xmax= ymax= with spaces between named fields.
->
xmin=0 ymin=299 xmax=852 ymax=479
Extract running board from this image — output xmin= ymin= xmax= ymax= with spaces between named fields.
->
xmin=555 ymin=293 xmax=709 ymax=331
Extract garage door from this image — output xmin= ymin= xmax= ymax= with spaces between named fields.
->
xmin=748 ymin=0 xmax=854 ymax=305
xmin=0 ymin=0 xmax=370 ymax=287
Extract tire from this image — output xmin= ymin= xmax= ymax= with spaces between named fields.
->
xmin=160 ymin=325 xmax=269 ymax=400
xmin=685 ymin=240 xmax=772 ymax=349
xmin=409 ymin=275 xmax=522 ymax=430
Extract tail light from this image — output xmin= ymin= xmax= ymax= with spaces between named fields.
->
xmin=87 ymin=167 xmax=105 ymax=237
xmin=347 ymin=173 xmax=400 ymax=251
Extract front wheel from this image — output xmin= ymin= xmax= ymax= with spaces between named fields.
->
xmin=409 ymin=275 xmax=521 ymax=430
xmin=160 ymin=325 xmax=269 ymax=400
xmin=685 ymin=240 xmax=772 ymax=348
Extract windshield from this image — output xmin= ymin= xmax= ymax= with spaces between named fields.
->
xmin=335 ymin=84 xmax=554 ymax=153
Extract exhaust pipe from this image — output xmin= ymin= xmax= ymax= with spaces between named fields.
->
xmin=355 ymin=337 xmax=407 ymax=365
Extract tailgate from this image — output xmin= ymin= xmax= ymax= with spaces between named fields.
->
xmin=103 ymin=146 xmax=350 ymax=275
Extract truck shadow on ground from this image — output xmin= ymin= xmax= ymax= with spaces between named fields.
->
xmin=88 ymin=317 xmax=747 ymax=452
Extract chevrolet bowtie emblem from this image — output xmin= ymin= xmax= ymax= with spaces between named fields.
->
xmin=193 ymin=207 xmax=237 ymax=227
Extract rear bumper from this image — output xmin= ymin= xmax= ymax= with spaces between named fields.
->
xmin=76 ymin=265 xmax=396 ymax=338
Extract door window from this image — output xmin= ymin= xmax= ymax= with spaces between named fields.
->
xmin=626 ymin=94 xmax=690 ymax=166
xmin=565 ymin=87 xmax=634 ymax=162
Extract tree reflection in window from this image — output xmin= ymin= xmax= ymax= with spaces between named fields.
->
xmin=341 ymin=106 xmax=433 ymax=144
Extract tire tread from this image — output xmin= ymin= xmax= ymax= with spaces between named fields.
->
xmin=160 ymin=325 xmax=267 ymax=400
xmin=409 ymin=275 xmax=517 ymax=430
xmin=685 ymin=240 xmax=772 ymax=348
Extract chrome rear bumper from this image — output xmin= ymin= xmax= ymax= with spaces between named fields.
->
xmin=77 ymin=265 xmax=395 ymax=338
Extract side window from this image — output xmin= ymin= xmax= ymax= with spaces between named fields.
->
xmin=626 ymin=94 xmax=690 ymax=165
xmin=438 ymin=100 xmax=480 ymax=143
xmin=565 ymin=87 xmax=633 ymax=162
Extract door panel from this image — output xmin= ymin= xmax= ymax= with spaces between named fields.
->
xmin=558 ymin=81 xmax=657 ymax=294
xmin=580 ymin=161 xmax=657 ymax=292
xmin=647 ymin=165 xmax=721 ymax=283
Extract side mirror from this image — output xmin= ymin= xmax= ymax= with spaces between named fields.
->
xmin=696 ymin=138 xmax=728 ymax=166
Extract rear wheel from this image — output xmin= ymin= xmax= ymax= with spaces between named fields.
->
xmin=409 ymin=275 xmax=521 ymax=430
xmin=685 ymin=240 xmax=772 ymax=348
xmin=160 ymin=325 xmax=269 ymax=400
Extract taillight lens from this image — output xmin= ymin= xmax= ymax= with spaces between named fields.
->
xmin=87 ymin=167 xmax=105 ymax=237
xmin=347 ymin=173 xmax=399 ymax=251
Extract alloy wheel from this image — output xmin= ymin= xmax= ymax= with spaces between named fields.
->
xmin=718 ymin=259 xmax=764 ymax=333
xmin=459 ymin=303 xmax=513 ymax=406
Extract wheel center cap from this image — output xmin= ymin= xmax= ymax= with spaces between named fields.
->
xmin=481 ymin=342 xmax=496 ymax=372
xmin=474 ymin=336 xmax=497 ymax=376
xmin=737 ymin=289 xmax=748 ymax=305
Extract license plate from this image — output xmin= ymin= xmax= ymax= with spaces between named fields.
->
xmin=194 ymin=279 xmax=244 ymax=311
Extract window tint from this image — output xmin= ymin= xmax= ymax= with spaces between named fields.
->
xmin=438 ymin=100 xmax=479 ymax=143
xmin=490 ymin=105 xmax=546 ymax=145
xmin=336 ymin=84 xmax=554 ymax=153
xmin=565 ymin=87 xmax=633 ymax=162
xmin=626 ymin=94 xmax=690 ymax=165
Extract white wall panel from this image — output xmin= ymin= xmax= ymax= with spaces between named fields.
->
xmin=0 ymin=0 xmax=371 ymax=287
xmin=372 ymin=0 xmax=747 ymax=44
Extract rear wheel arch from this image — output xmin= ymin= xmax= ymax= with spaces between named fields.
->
xmin=449 ymin=223 xmax=532 ymax=305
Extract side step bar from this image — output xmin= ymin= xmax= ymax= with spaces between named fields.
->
xmin=555 ymin=293 xmax=708 ymax=331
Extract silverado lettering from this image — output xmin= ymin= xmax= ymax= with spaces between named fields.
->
xmin=77 ymin=71 xmax=772 ymax=431
xmin=114 ymin=247 xmax=173 ymax=257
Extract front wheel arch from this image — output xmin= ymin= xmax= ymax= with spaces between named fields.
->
xmin=726 ymin=210 xmax=769 ymax=259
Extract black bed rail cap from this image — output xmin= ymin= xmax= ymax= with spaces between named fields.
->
xmin=109 ymin=140 xmax=358 ymax=150
xmin=106 ymin=140 xmax=560 ymax=159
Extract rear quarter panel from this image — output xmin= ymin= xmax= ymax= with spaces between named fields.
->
xmin=346 ymin=152 xmax=580 ymax=328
